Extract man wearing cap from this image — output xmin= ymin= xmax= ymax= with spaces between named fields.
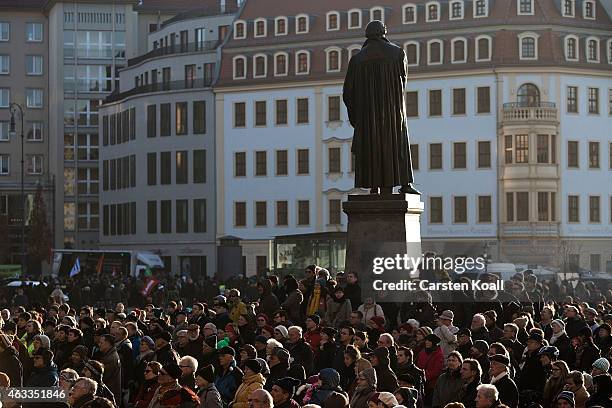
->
xmin=555 ymin=390 xmax=576 ymax=408
xmin=286 ymin=326 xmax=314 ymax=376
xmin=584 ymin=307 xmax=599 ymax=334
xmin=434 ymin=310 xmax=459 ymax=359
xmin=519 ymin=329 xmax=547 ymax=395
xmin=370 ymin=391 xmax=399 ymax=408
xmin=489 ymin=354 xmax=518 ymax=408
xmin=304 ymin=315 xmax=322 ymax=353
xmin=231 ymin=359 xmax=265 ymax=408
xmin=270 ymin=377 xmax=301 ymax=408
xmin=148 ymin=363 xmax=199 ymax=408
xmin=214 ymin=346 xmax=243 ymax=404
xmin=154 ymin=331 xmax=180 ymax=368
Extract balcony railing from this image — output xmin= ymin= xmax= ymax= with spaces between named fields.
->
xmin=104 ymin=78 xmax=213 ymax=103
xmin=127 ymin=41 xmax=220 ymax=67
xmin=502 ymin=102 xmax=557 ymax=122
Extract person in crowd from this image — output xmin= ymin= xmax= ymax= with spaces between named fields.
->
xmin=231 ymin=359 xmax=266 ymax=408
xmin=214 ymin=346 xmax=243 ymax=404
xmin=457 ymin=328 xmax=473 ymax=359
xmin=270 ymin=377 xmax=302 ymax=408
xmin=555 ymin=390 xmax=576 ymax=408
xmin=82 ymin=359 xmax=117 ymax=404
xmin=584 ymin=373 xmax=611 ymax=406
xmin=594 ymin=323 xmax=612 ymax=355
xmin=488 ymin=353 xmax=518 ymax=408
xmin=564 ymin=306 xmax=589 ymax=339
xmin=286 ymin=325 xmax=314 ymax=376
xmin=470 ymin=315 xmax=490 ymax=343
xmin=248 ymin=389 xmax=274 ymax=408
xmin=68 ymin=377 xmax=111 ymax=407
xmin=178 ymin=355 xmax=198 ymax=390
xmin=417 ymin=333 xmax=445 ymax=405
xmin=470 ymin=340 xmax=490 ymax=383
xmin=154 ymin=331 xmax=180 ymax=368
xmin=98 ymin=333 xmax=122 ymax=401
xmin=370 ymin=346 xmax=399 ymax=393
xmin=573 ymin=327 xmax=601 ymax=372
xmin=357 ymin=298 xmax=385 ymax=325
xmin=483 ymin=311 xmax=503 ymax=343
xmin=459 ymin=358 xmax=482 ymax=408
xmin=434 ymin=310 xmax=459 ymax=359
xmin=309 ymin=368 xmax=346 ymax=406
xmin=350 ymin=367 xmax=377 ymax=408
xmin=257 ymin=279 xmax=281 ymax=318
xmin=27 ymin=348 xmax=58 ymax=387
xmin=432 ymin=351 xmax=464 ymax=408
xmin=564 ymin=370 xmax=590 ymax=408
xmin=475 ymin=384 xmax=500 ymax=408
xmin=195 ymin=365 xmax=222 ymax=408
xmin=325 ymin=287 xmax=352 ymax=328
xmin=133 ymin=361 xmax=161 ymax=408
xmin=519 ymin=329 xmax=547 ymax=395
xmin=148 ymin=363 xmax=200 ymax=408
xmin=543 ymin=360 xmax=570 ymax=408
xmin=0 ymin=333 xmax=22 ymax=387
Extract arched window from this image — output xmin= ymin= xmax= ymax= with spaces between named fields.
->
xmin=296 ymin=51 xmax=310 ymax=74
xmin=517 ymin=83 xmax=540 ymax=107
xmin=428 ymin=40 xmax=443 ymax=64
xmin=370 ymin=6 xmax=385 ymax=23
xmin=587 ymin=37 xmax=599 ymax=62
xmin=348 ymin=9 xmax=362 ymax=28
xmin=403 ymin=4 xmax=417 ymax=23
xmin=518 ymin=33 xmax=539 ymax=59
xmin=348 ymin=45 xmax=361 ymax=60
xmin=234 ymin=20 xmax=246 ymax=39
xmin=296 ymin=14 xmax=309 ymax=34
xmin=452 ymin=38 xmax=467 ymax=63
xmin=327 ymin=11 xmax=340 ymax=30
xmin=275 ymin=17 xmax=287 ymax=35
xmin=326 ymin=48 xmax=341 ymax=72
xmin=254 ymin=18 xmax=266 ymax=37
xmin=476 ymin=35 xmax=492 ymax=61
xmin=253 ymin=54 xmax=267 ymax=77
xmin=274 ymin=52 xmax=288 ymax=76
xmin=450 ymin=1 xmax=464 ymax=19
xmin=233 ymin=56 xmax=246 ymax=79
xmin=565 ymin=36 xmax=578 ymax=60
xmin=426 ymin=1 xmax=440 ymax=21
xmin=404 ymin=41 xmax=419 ymax=66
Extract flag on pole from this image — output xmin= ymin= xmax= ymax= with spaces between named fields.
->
xmin=141 ymin=278 xmax=159 ymax=297
xmin=69 ymin=257 xmax=81 ymax=278
xmin=95 ymin=254 xmax=105 ymax=274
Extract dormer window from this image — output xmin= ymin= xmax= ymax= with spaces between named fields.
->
xmin=233 ymin=55 xmax=246 ymax=79
xmin=253 ymin=54 xmax=267 ymax=78
xmin=565 ymin=35 xmax=578 ymax=61
xmin=426 ymin=2 xmax=440 ymax=22
xmin=518 ymin=32 xmax=539 ymax=60
xmin=450 ymin=1 xmax=464 ymax=19
xmin=476 ymin=35 xmax=492 ymax=61
xmin=452 ymin=38 xmax=467 ymax=63
xmin=275 ymin=17 xmax=287 ymax=35
xmin=327 ymin=11 xmax=340 ymax=31
xmin=474 ymin=0 xmax=488 ymax=17
xmin=296 ymin=50 xmax=310 ymax=74
xmin=254 ymin=18 xmax=266 ymax=37
xmin=587 ymin=37 xmax=599 ymax=62
xmin=234 ymin=20 xmax=246 ymax=39
xmin=518 ymin=0 xmax=534 ymax=15
xmin=296 ymin=14 xmax=309 ymax=33
xmin=370 ymin=6 xmax=384 ymax=23
xmin=326 ymin=48 xmax=341 ymax=72
xmin=563 ymin=0 xmax=575 ymax=17
xmin=348 ymin=9 xmax=362 ymax=28
xmin=405 ymin=41 xmax=419 ymax=66
xmin=584 ymin=0 xmax=595 ymax=19
xmin=403 ymin=4 xmax=417 ymax=23
xmin=274 ymin=52 xmax=288 ymax=76
xmin=428 ymin=40 xmax=443 ymax=65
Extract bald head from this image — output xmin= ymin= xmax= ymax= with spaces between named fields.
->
xmin=249 ymin=389 xmax=273 ymax=408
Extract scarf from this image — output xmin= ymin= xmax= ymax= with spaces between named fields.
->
xmin=550 ymin=330 xmax=566 ymax=345
xmin=307 ymin=286 xmax=321 ymax=316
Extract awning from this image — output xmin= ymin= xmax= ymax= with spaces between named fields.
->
xmin=137 ymin=253 xmax=164 ymax=268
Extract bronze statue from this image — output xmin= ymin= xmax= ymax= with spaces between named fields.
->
xmin=343 ymin=20 xmax=419 ymax=195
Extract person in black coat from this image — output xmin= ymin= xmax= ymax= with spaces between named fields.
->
xmin=396 ymin=346 xmax=425 ymax=398
xmin=370 ymin=346 xmax=398 ymax=392
xmin=27 ymin=349 xmax=59 ymax=387
xmin=564 ymin=306 xmax=590 ymax=339
xmin=574 ymin=327 xmax=601 ymax=372
xmin=315 ymin=327 xmax=338 ymax=372
xmin=286 ymin=327 xmax=314 ymax=376
xmin=488 ymin=354 xmax=519 ymax=408
xmin=549 ymin=319 xmax=576 ymax=368
xmin=343 ymin=272 xmax=361 ymax=312
xmin=154 ymin=331 xmax=180 ymax=367
xmin=459 ymin=358 xmax=481 ymax=408
xmin=0 ymin=334 xmax=22 ymax=387
xmin=519 ymin=330 xmax=547 ymax=395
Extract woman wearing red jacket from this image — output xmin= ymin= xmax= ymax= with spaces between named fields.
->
xmin=416 ymin=333 xmax=444 ymax=406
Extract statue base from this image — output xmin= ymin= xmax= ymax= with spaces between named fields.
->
xmin=342 ymin=193 xmax=424 ymax=277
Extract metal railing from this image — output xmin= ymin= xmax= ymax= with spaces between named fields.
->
xmin=104 ymin=78 xmax=214 ymax=103
xmin=127 ymin=41 xmax=219 ymax=67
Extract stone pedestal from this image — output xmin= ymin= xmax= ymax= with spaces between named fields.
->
xmin=342 ymin=193 xmax=424 ymax=276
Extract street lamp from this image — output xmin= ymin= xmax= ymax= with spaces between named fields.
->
xmin=9 ymin=102 xmax=26 ymax=277
xmin=483 ymin=242 xmax=489 ymax=274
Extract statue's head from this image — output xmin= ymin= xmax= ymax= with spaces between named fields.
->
xmin=365 ymin=20 xmax=387 ymax=39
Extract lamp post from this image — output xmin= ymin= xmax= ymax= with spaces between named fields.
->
xmin=483 ymin=242 xmax=489 ymax=274
xmin=9 ymin=102 xmax=25 ymax=276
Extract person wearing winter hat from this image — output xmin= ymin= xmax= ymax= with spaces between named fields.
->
xmin=432 ymin=351 xmax=464 ymax=407
xmin=488 ymin=354 xmax=519 ymax=408
xmin=370 ymin=346 xmax=398 ymax=393
xmin=416 ymin=332 xmax=444 ymax=405
xmin=66 ymin=344 xmax=89 ymax=372
xmin=304 ymin=315 xmax=322 ymax=352
xmin=519 ymin=329 xmax=548 ymax=395
xmin=594 ymin=323 xmax=612 ymax=356
xmin=470 ymin=340 xmax=490 ymax=382
xmin=414 ymin=326 xmax=433 ymax=356
xmin=274 ymin=325 xmax=289 ymax=342
xmin=324 ymin=391 xmax=350 ymax=408
xmin=591 ymin=357 xmax=610 ymax=376
xmin=550 ymin=319 xmax=575 ymax=366
xmin=195 ymin=364 xmax=222 ymax=408
xmin=350 ymin=367 xmax=377 ymax=408
xmin=585 ymin=373 xmax=612 ymax=406
xmin=27 ymin=348 xmax=58 ymax=387
xmin=434 ymin=310 xmax=459 ymax=359
xmin=574 ymin=326 xmax=600 ymax=372
xmin=266 ymin=346 xmax=293 ymax=390
xmin=231 ymin=359 xmax=265 ymax=408
xmin=270 ymin=377 xmax=302 ymax=408
xmin=149 ymin=362 xmax=199 ymax=407
xmin=555 ymin=390 xmax=576 ymax=407
xmin=371 ymin=391 xmax=399 ymax=408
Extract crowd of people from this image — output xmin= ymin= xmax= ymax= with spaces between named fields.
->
xmin=0 ymin=265 xmax=611 ymax=408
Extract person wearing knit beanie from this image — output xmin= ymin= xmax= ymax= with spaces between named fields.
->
xmin=195 ymin=365 xmax=222 ymax=408
xmin=161 ymin=363 xmax=183 ymax=380
xmin=244 ymin=358 xmax=263 ymax=374
xmin=555 ymin=390 xmax=575 ymax=407
xmin=274 ymin=325 xmax=289 ymax=340
xmin=195 ymin=364 xmax=215 ymax=384
xmin=33 ymin=334 xmax=51 ymax=351
xmin=591 ymin=357 xmax=610 ymax=376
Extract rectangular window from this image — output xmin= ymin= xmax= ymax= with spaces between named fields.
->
xmin=234 ymin=102 xmax=246 ymax=127
xmin=161 ymin=200 xmax=172 ymax=233
xmin=590 ymin=254 xmax=601 ymax=273
xmin=176 ymin=151 xmax=188 ymax=184
xmin=26 ymin=155 xmax=43 ymax=174
xmin=102 ymin=116 xmax=108 ymax=146
xmin=26 ymin=22 xmax=43 ymax=42
xmin=184 ymin=64 xmax=195 ymax=88
xmin=516 ymin=192 xmax=529 ymax=221
xmin=589 ymin=141 xmax=600 ymax=168
xmin=429 ymin=90 xmax=442 ymax=116
xmin=0 ymin=55 xmax=7 ymax=74
xmin=25 ymin=55 xmax=43 ymax=75
xmin=298 ymin=200 xmax=310 ymax=225
xmin=429 ymin=197 xmax=443 ymax=223
xmin=193 ymin=150 xmax=206 ymax=183
xmin=27 ymin=122 xmax=43 ymax=141
xmin=515 ymin=134 xmax=529 ymax=163
xmin=275 ymin=100 xmax=287 ymax=125
xmin=477 ymin=87 xmax=491 ymax=113
xmin=568 ymin=141 xmax=579 ymax=168
xmin=406 ymin=91 xmax=418 ymax=117
xmin=589 ymin=196 xmax=600 ymax=222
xmin=567 ymin=86 xmax=578 ymax=113
xmin=26 ymin=88 xmax=43 ymax=108
xmin=129 ymin=107 xmax=135 ymax=140
xmin=328 ymin=147 xmax=341 ymax=173
xmin=194 ymin=199 xmax=206 ymax=233
xmin=453 ymin=142 xmax=466 ymax=169
xmin=176 ymin=199 xmax=188 ymax=233
xmin=478 ymin=196 xmax=492 ymax=223
xmin=297 ymin=149 xmax=309 ymax=174
xmin=537 ymin=134 xmax=549 ymax=163
xmin=329 ymin=199 xmax=342 ymax=225
xmin=453 ymin=88 xmax=466 ymax=115
xmin=0 ymin=22 xmax=8 ymax=41
xmin=176 ymin=102 xmax=188 ymax=135
xmin=193 ymin=101 xmax=206 ymax=134
xmin=538 ymin=192 xmax=549 ymax=221
xmin=0 ymin=155 xmax=8 ymax=175
xmin=235 ymin=152 xmax=246 ymax=177
xmin=235 ymin=201 xmax=246 ymax=227
xmin=328 ymin=96 xmax=341 ymax=121
xmin=160 ymin=151 xmax=171 ymax=185
xmin=429 ymin=143 xmax=442 ymax=169
xmin=297 ymin=98 xmax=309 ymax=123
xmin=568 ymin=195 xmax=580 ymax=222
xmin=0 ymin=88 xmax=8 ymax=107
xmin=588 ymin=88 xmax=599 ymax=114
xmin=506 ymin=192 xmax=514 ymax=222
xmin=147 ymin=152 xmax=156 ymax=185
xmin=255 ymin=201 xmax=267 ymax=226
xmin=160 ymin=103 xmax=171 ymax=136
xmin=255 ymin=151 xmax=267 ymax=176
xmin=454 ymin=196 xmax=467 ymax=223
xmin=255 ymin=101 xmax=267 ymax=126
xmin=276 ymin=150 xmax=288 ymax=176
xmin=276 ymin=201 xmax=288 ymax=226
xmin=478 ymin=141 xmax=491 ymax=168
xmin=147 ymin=201 xmax=157 ymax=233
xmin=147 ymin=105 xmax=156 ymax=138
xmin=410 ymin=144 xmax=419 ymax=170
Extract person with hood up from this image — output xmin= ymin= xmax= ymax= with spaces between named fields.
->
xmin=154 ymin=331 xmax=180 ymax=368
xmin=257 ymin=279 xmax=280 ymax=318
xmin=282 ymin=275 xmax=304 ymax=324
xmin=230 ymin=359 xmax=266 ymax=408
xmin=309 ymin=368 xmax=346 ymax=406
xmin=270 ymin=377 xmax=302 ymax=408
xmin=564 ymin=306 xmax=589 ymax=339
xmin=0 ymin=333 xmax=22 ymax=387
xmin=27 ymin=348 xmax=58 ymax=387
xmin=370 ymin=346 xmax=399 ymax=393
xmin=195 ymin=364 xmax=222 ymax=408
xmin=416 ymin=333 xmax=445 ymax=405
xmin=432 ymin=351 xmax=464 ymax=408
xmin=325 ymin=286 xmax=352 ymax=328
xmin=32 ymin=333 xmax=51 ymax=353
xmin=350 ymin=367 xmax=377 ymax=408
